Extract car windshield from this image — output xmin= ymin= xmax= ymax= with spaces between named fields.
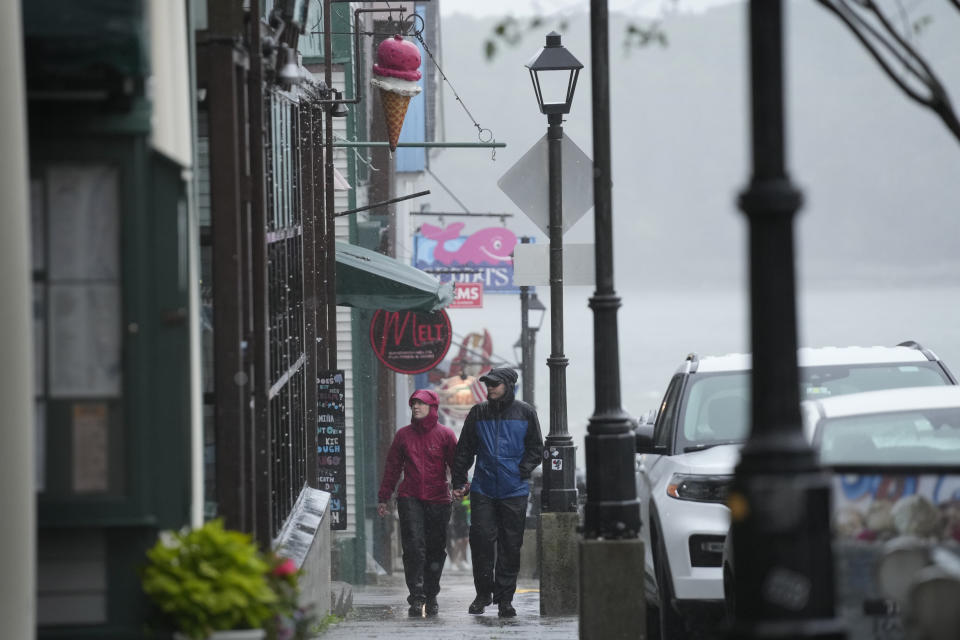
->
xmin=817 ymin=408 xmax=960 ymax=466
xmin=677 ymin=362 xmax=951 ymax=451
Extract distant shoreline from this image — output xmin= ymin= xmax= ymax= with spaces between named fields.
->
xmin=608 ymin=265 xmax=960 ymax=293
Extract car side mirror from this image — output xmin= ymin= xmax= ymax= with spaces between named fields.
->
xmin=635 ymin=423 xmax=658 ymax=453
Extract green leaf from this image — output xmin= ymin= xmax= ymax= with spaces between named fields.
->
xmin=141 ymin=519 xmax=285 ymax=634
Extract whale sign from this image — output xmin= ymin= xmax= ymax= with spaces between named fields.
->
xmin=413 ymin=223 xmax=520 ymax=294
xmin=369 ymin=308 xmax=452 ymax=374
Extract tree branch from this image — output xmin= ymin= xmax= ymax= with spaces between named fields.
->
xmin=815 ymin=0 xmax=960 ymax=144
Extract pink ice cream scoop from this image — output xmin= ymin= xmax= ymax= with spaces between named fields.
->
xmin=373 ymin=34 xmax=422 ymax=82
xmin=371 ymin=35 xmax=422 ymax=151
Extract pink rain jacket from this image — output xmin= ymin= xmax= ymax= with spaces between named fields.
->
xmin=377 ymin=389 xmax=458 ymax=504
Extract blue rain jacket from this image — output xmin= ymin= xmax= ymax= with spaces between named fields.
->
xmin=452 ymin=388 xmax=543 ymax=499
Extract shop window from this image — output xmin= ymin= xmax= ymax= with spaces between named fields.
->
xmin=31 ymin=164 xmax=123 ymax=496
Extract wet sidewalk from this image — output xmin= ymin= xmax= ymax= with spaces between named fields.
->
xmin=317 ymin=565 xmax=578 ymax=639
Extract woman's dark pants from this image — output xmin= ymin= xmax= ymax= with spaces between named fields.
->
xmin=396 ymin=498 xmax=452 ymax=603
xmin=469 ymin=492 xmax=529 ymax=605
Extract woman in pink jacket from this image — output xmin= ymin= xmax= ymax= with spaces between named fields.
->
xmin=377 ymin=389 xmax=458 ymax=617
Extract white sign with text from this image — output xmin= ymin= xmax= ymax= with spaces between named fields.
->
xmin=512 ymin=243 xmax=595 ymax=286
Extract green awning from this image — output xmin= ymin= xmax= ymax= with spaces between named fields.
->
xmin=335 ymin=242 xmax=453 ymax=312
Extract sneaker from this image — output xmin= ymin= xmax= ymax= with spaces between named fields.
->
xmin=408 ymin=598 xmax=424 ymax=617
xmin=468 ymin=595 xmax=492 ymax=614
xmin=498 ymin=602 xmax=517 ymax=618
xmin=425 ymin=597 xmax=439 ymax=616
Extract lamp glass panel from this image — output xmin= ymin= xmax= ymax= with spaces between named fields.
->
xmin=533 ymin=308 xmax=546 ymax=330
xmin=529 ymin=295 xmax=547 ymax=330
xmin=534 ymin=69 xmax=574 ymax=108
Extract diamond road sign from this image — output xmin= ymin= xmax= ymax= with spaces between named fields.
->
xmin=497 ymin=133 xmax=594 ymax=236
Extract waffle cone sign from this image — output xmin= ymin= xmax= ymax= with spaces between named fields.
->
xmin=379 ymin=89 xmax=412 ymax=152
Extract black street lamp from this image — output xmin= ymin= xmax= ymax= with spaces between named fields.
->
xmin=581 ymin=1 xmax=641 ymax=541
xmin=578 ymin=4 xmax=645 ymax=635
xmin=728 ymin=2 xmax=844 ymax=639
xmin=525 ymin=32 xmax=582 ymax=514
xmin=515 ymin=287 xmax=546 ymax=406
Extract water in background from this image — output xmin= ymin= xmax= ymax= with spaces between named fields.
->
xmin=445 ymin=282 xmax=960 ymax=469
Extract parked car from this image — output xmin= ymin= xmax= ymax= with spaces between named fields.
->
xmin=724 ymin=385 xmax=960 ymax=640
xmin=807 ymin=385 xmax=960 ymax=640
xmin=636 ymin=342 xmax=957 ymax=640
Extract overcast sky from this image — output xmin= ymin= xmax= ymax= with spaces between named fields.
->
xmin=439 ymin=0 xmax=741 ymax=18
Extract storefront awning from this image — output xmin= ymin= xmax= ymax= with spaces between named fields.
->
xmin=335 ymin=241 xmax=453 ymax=312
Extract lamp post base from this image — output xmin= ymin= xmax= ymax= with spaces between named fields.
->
xmin=538 ymin=511 xmax=580 ymax=615
xmin=727 ymin=457 xmax=846 ymax=640
xmin=579 ymin=538 xmax=646 ymax=639
xmin=727 ymin=619 xmax=846 ymax=640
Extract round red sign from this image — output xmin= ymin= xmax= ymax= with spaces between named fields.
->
xmin=368 ymin=309 xmax=452 ymax=374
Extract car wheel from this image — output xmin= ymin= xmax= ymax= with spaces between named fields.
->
xmin=652 ymin=518 xmax=689 ymax=640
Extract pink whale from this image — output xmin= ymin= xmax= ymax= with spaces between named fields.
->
xmin=421 ymin=223 xmax=517 ymax=266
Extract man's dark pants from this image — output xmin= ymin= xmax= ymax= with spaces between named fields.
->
xmin=469 ymin=492 xmax=528 ymax=605
xmin=396 ymin=497 xmax=452 ymax=603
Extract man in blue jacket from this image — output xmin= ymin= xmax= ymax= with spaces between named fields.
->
xmin=451 ymin=367 xmax=543 ymax=618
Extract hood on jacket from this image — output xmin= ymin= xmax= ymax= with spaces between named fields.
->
xmin=409 ymin=388 xmax=440 ymax=432
xmin=410 ymin=388 xmax=439 ymax=407
xmin=479 ymin=367 xmax=518 ymax=408
xmin=479 ymin=367 xmax=518 ymax=388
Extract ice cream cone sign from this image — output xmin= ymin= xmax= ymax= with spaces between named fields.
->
xmin=371 ymin=34 xmax=422 ymax=151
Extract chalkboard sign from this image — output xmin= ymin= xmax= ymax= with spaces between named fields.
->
xmin=317 ymin=370 xmax=347 ymax=530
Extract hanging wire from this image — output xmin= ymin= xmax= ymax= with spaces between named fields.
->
xmin=447 ymin=329 xmax=517 ymax=370
xmin=402 ymin=12 xmax=426 ymax=38
xmin=311 ymin=0 xmax=495 ymax=157
xmin=334 ymin=133 xmax=380 ymax=172
xmin=414 ymin=31 xmax=498 ymax=160
xmin=426 ymin=167 xmax=471 ymax=214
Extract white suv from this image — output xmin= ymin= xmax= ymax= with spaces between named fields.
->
xmin=635 ymin=342 xmax=957 ymax=640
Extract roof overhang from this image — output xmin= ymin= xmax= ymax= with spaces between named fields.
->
xmin=335 ymin=242 xmax=453 ymax=312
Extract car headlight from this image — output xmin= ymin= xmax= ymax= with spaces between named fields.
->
xmin=666 ymin=473 xmax=734 ymax=503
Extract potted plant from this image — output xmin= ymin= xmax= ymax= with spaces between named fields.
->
xmin=141 ymin=519 xmax=277 ymax=640
xmin=263 ymin=553 xmax=320 ymax=640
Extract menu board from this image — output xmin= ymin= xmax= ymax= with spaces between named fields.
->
xmin=317 ymin=370 xmax=347 ymax=530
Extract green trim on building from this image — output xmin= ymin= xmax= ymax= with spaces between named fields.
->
xmin=301 ymin=0 xmax=354 ymax=65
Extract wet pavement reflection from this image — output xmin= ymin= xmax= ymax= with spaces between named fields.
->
xmin=318 ymin=566 xmax=578 ymax=638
